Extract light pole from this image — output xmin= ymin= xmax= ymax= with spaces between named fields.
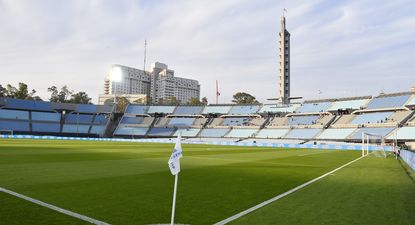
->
xmin=110 ymin=66 xmax=122 ymax=112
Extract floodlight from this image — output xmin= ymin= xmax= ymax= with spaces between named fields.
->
xmin=111 ymin=67 xmax=123 ymax=82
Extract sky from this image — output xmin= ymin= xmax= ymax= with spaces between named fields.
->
xmin=0 ymin=0 xmax=414 ymax=104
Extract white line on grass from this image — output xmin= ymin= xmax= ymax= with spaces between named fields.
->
xmin=213 ymin=156 xmax=365 ymax=225
xmin=0 ymin=187 xmax=111 ymax=225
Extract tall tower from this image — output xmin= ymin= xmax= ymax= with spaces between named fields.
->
xmin=279 ymin=14 xmax=290 ymax=105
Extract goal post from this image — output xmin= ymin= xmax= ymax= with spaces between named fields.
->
xmin=0 ymin=130 xmax=13 ymax=136
xmin=361 ymin=132 xmax=387 ymax=158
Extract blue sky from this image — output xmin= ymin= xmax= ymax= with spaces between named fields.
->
xmin=0 ymin=0 xmax=414 ymax=104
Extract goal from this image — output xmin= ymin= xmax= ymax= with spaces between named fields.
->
xmin=0 ymin=130 xmax=13 ymax=136
xmin=361 ymin=132 xmax=387 ymax=158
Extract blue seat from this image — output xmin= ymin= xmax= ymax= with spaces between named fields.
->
xmin=31 ymin=112 xmax=60 ymax=122
xmin=65 ymin=114 xmax=94 ymax=124
xmin=32 ymin=123 xmax=60 ymax=133
xmin=200 ymin=128 xmax=230 ymax=137
xmin=90 ymin=125 xmax=106 ymax=135
xmin=366 ymin=95 xmax=411 ymax=109
xmin=148 ymin=128 xmax=175 ymax=136
xmin=0 ymin=109 xmax=29 ymax=120
xmin=202 ymin=106 xmax=231 ymax=114
xmin=0 ymin=120 xmax=30 ymax=131
xmin=349 ymin=127 xmax=395 ymax=139
xmin=174 ymin=128 xmax=201 ymax=137
xmin=285 ymin=129 xmax=321 ymax=139
xmin=147 ymin=106 xmax=176 ymax=114
xmin=287 ymin=116 xmax=319 ymax=126
xmin=114 ymin=126 xmax=148 ymax=136
xmin=296 ymin=102 xmax=332 ymax=113
xmin=351 ymin=112 xmax=393 ymax=124
xmin=225 ymin=129 xmax=258 ymax=138
xmin=228 ymin=105 xmax=260 ymax=115
xmin=168 ymin=118 xmax=195 ymax=127
xmin=125 ymin=105 xmax=148 ymax=114
xmin=120 ymin=116 xmax=144 ymax=124
xmin=62 ymin=124 xmax=90 ymax=133
xmin=174 ymin=106 xmax=203 ymax=115
xmin=256 ymin=129 xmax=289 ymax=138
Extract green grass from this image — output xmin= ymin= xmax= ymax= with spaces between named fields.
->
xmin=0 ymin=139 xmax=413 ymax=225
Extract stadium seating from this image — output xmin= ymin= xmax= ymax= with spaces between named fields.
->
xmin=0 ymin=120 xmax=30 ymax=132
xmin=405 ymin=95 xmax=415 ymax=106
xmin=32 ymin=123 xmax=60 ymax=133
xmin=287 ymin=115 xmax=320 ymax=126
xmin=222 ymin=117 xmax=250 ymax=126
xmin=225 ymin=129 xmax=258 ymax=138
xmin=173 ymin=128 xmax=201 ymax=137
xmin=62 ymin=124 xmax=90 ymax=133
xmin=125 ymin=105 xmax=148 ymax=114
xmin=153 ymin=117 xmax=171 ymax=127
xmin=31 ymin=112 xmax=61 ymax=122
xmin=296 ymin=102 xmax=332 ymax=113
xmin=285 ymin=129 xmax=322 ymax=139
xmin=366 ymin=94 xmax=411 ymax=109
xmin=168 ymin=118 xmax=196 ymax=127
xmin=114 ymin=126 xmax=149 ymax=136
xmin=255 ymin=128 xmax=289 ymax=139
xmin=328 ymin=99 xmax=369 ymax=111
xmin=316 ymin=128 xmax=356 ymax=140
xmin=351 ymin=112 xmax=393 ymax=124
xmin=268 ymin=117 xmax=289 ymax=127
xmin=147 ymin=127 xmax=175 ymax=136
xmin=90 ymin=125 xmax=106 ymax=135
xmin=258 ymin=104 xmax=299 ymax=113
xmin=348 ymin=127 xmax=395 ymax=140
xmin=193 ymin=118 xmax=208 ymax=127
xmin=228 ymin=105 xmax=260 ymax=115
xmin=0 ymin=109 xmax=29 ymax=120
xmin=65 ymin=114 xmax=94 ymax=124
xmin=174 ymin=106 xmax=203 ymax=115
xmin=200 ymin=128 xmax=230 ymax=137
xmin=202 ymin=106 xmax=231 ymax=114
xmin=147 ymin=106 xmax=176 ymax=114
xmin=120 ymin=116 xmax=144 ymax=124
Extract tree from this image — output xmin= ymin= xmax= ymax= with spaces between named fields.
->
xmin=188 ymin=97 xmax=202 ymax=105
xmin=48 ymin=85 xmax=73 ymax=103
xmin=0 ymin=82 xmax=41 ymax=100
xmin=201 ymin=97 xmax=208 ymax=105
xmin=161 ymin=96 xmax=179 ymax=105
xmin=69 ymin=92 xmax=92 ymax=104
xmin=104 ymin=96 xmax=130 ymax=113
xmin=232 ymin=92 xmax=259 ymax=104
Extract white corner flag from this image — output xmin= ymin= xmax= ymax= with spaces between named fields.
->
xmin=169 ymin=133 xmax=183 ymax=225
xmin=168 ymin=133 xmax=183 ymax=175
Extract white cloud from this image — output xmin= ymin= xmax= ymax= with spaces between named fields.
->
xmin=0 ymin=0 xmax=414 ymax=104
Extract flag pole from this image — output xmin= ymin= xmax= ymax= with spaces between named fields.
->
xmin=171 ymin=171 xmax=178 ymax=225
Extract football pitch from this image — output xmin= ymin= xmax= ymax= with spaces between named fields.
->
xmin=0 ymin=139 xmax=414 ymax=225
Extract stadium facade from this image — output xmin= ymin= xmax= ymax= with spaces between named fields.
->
xmin=1 ymin=91 xmax=415 ymax=149
xmin=103 ymin=62 xmax=200 ymax=104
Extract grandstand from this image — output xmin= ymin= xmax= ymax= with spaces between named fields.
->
xmin=1 ymin=90 xmax=415 ymax=148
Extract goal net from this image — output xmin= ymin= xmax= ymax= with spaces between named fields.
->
xmin=0 ymin=130 xmax=13 ymax=136
xmin=361 ymin=132 xmax=387 ymax=158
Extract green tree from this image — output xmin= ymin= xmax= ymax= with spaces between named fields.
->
xmin=69 ymin=92 xmax=92 ymax=104
xmin=48 ymin=85 xmax=73 ymax=103
xmin=0 ymin=83 xmax=41 ymax=100
xmin=188 ymin=97 xmax=202 ymax=105
xmin=104 ymin=97 xmax=130 ymax=113
xmin=232 ymin=92 xmax=259 ymax=104
xmin=201 ymin=97 xmax=208 ymax=105
xmin=161 ymin=96 xmax=179 ymax=105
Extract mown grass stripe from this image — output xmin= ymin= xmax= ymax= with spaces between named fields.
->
xmin=0 ymin=187 xmax=111 ymax=225
xmin=214 ymin=156 xmax=365 ymax=225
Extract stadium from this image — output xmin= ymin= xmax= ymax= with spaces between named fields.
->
xmin=1 ymin=2 xmax=415 ymax=225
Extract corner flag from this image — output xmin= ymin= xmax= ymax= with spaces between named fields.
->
xmin=168 ymin=133 xmax=183 ymax=175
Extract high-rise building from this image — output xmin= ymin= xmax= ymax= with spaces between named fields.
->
xmin=103 ymin=62 xmax=200 ymax=104
xmin=279 ymin=15 xmax=290 ymax=104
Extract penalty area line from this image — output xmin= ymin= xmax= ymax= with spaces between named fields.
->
xmin=0 ymin=187 xmax=111 ymax=225
xmin=213 ymin=156 xmax=365 ymax=225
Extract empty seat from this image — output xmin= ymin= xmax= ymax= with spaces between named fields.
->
xmin=285 ymin=129 xmax=321 ymax=139
xmin=90 ymin=125 xmax=106 ymax=135
xmin=168 ymin=118 xmax=195 ymax=127
xmin=256 ymin=129 xmax=289 ymax=138
xmin=296 ymin=102 xmax=332 ymax=113
xmin=351 ymin=112 xmax=393 ymax=124
xmin=62 ymin=124 xmax=90 ymax=133
xmin=228 ymin=105 xmax=260 ymax=115
xmin=348 ymin=127 xmax=395 ymax=140
xmin=147 ymin=106 xmax=176 ymax=114
xmin=200 ymin=128 xmax=230 ymax=137
xmin=31 ymin=112 xmax=61 ymax=122
xmin=366 ymin=95 xmax=411 ymax=109
xmin=32 ymin=123 xmax=60 ymax=133
xmin=173 ymin=128 xmax=201 ymax=137
xmin=222 ymin=117 xmax=250 ymax=126
xmin=328 ymin=99 xmax=370 ymax=111
xmin=125 ymin=105 xmax=148 ymax=114
xmin=174 ymin=106 xmax=203 ymax=115
xmin=65 ymin=114 xmax=94 ymax=124
xmin=147 ymin=128 xmax=175 ymax=136
xmin=202 ymin=106 xmax=231 ymax=114
xmin=287 ymin=115 xmax=319 ymax=126
xmin=387 ymin=127 xmax=415 ymax=140
xmin=0 ymin=120 xmax=30 ymax=131
xmin=258 ymin=104 xmax=299 ymax=113
xmin=225 ymin=129 xmax=258 ymax=138
xmin=316 ymin=128 xmax=356 ymax=139
xmin=0 ymin=109 xmax=29 ymax=120
xmin=114 ymin=126 xmax=148 ymax=136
